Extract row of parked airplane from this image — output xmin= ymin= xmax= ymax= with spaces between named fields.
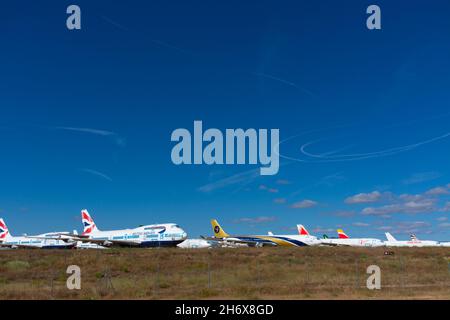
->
xmin=182 ymin=219 xmax=450 ymax=249
xmin=0 ymin=212 xmax=448 ymax=249
xmin=0 ymin=210 xmax=187 ymax=249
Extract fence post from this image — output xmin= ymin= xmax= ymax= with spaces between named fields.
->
xmin=208 ymin=257 xmax=211 ymax=289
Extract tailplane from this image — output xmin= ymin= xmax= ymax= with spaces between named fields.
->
xmin=297 ymin=224 xmax=310 ymax=236
xmin=385 ymin=232 xmax=396 ymax=242
xmin=211 ymin=219 xmax=230 ymax=238
xmin=337 ymin=229 xmax=349 ymax=239
xmin=0 ymin=218 xmax=11 ymax=241
xmin=81 ymin=209 xmax=99 ymax=235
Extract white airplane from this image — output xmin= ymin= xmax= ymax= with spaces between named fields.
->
xmin=0 ymin=218 xmax=76 ymax=249
xmin=68 ymin=210 xmax=188 ymax=248
xmin=320 ymin=229 xmax=384 ymax=247
xmin=203 ymin=219 xmax=321 ymax=247
xmin=177 ymin=239 xmax=215 ymax=249
xmin=295 ymin=224 xmax=323 ymax=246
xmin=439 ymin=241 xmax=450 ymax=247
xmin=384 ymin=233 xmax=439 ymax=247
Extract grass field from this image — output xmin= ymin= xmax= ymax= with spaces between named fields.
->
xmin=0 ymin=247 xmax=449 ymax=300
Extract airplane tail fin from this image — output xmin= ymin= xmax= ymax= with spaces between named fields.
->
xmin=323 ymin=234 xmax=329 ymax=239
xmin=81 ymin=209 xmax=99 ymax=235
xmin=0 ymin=218 xmax=11 ymax=241
xmin=410 ymin=234 xmax=418 ymax=241
xmin=385 ymin=232 xmax=396 ymax=242
xmin=337 ymin=229 xmax=349 ymax=239
xmin=297 ymin=224 xmax=310 ymax=236
xmin=211 ymin=219 xmax=230 ymax=238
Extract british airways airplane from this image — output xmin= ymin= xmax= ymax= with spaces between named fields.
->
xmin=71 ymin=210 xmax=188 ymax=248
xmin=0 ymin=218 xmax=76 ymax=249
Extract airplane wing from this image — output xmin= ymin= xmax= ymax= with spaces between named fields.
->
xmin=201 ymin=236 xmax=276 ymax=247
xmin=70 ymin=237 xmax=141 ymax=247
xmin=0 ymin=243 xmax=41 ymax=249
xmin=107 ymin=240 xmax=141 ymax=247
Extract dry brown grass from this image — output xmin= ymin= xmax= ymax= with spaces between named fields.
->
xmin=0 ymin=247 xmax=449 ymax=300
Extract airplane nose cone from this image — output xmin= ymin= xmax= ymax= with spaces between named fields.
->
xmin=181 ymin=231 xmax=188 ymax=240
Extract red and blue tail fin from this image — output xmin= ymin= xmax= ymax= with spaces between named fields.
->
xmin=0 ymin=218 xmax=11 ymax=241
xmin=81 ymin=209 xmax=99 ymax=235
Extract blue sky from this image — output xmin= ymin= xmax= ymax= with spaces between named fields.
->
xmin=1 ymin=1 xmax=450 ymax=240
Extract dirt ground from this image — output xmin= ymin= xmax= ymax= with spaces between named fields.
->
xmin=0 ymin=247 xmax=449 ymax=300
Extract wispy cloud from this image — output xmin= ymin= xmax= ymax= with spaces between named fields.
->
xmin=233 ymin=216 xmax=277 ymax=225
xmin=252 ymin=72 xmax=315 ymax=97
xmin=327 ymin=210 xmax=356 ymax=218
xmin=56 ymin=127 xmax=126 ymax=147
xmin=291 ymin=200 xmax=317 ymax=209
xmin=352 ymin=222 xmax=370 ymax=227
xmin=276 ymin=179 xmax=291 ymax=185
xmin=402 ymin=171 xmax=442 ymax=185
xmin=101 ymin=15 xmax=130 ymax=31
xmin=438 ymin=222 xmax=450 ymax=229
xmin=312 ymin=226 xmax=335 ymax=234
xmin=57 ymin=127 xmax=116 ymax=136
xmin=425 ymin=186 xmax=449 ymax=196
xmin=198 ymin=168 xmax=261 ymax=193
xmin=259 ymin=185 xmax=279 ymax=193
xmin=315 ymin=172 xmax=346 ymax=187
xmin=376 ymin=221 xmax=432 ymax=235
xmin=101 ymin=15 xmax=193 ymax=56
xmin=79 ymin=168 xmax=113 ymax=182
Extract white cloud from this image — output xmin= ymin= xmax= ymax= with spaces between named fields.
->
xmin=362 ymin=198 xmax=437 ymax=216
xmin=376 ymin=221 xmax=432 ymax=235
xmin=425 ymin=187 xmax=449 ymax=196
xmin=291 ymin=200 xmax=318 ymax=209
xmin=345 ymin=191 xmax=383 ymax=204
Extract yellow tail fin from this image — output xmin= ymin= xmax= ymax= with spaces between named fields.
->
xmin=211 ymin=219 xmax=229 ymax=238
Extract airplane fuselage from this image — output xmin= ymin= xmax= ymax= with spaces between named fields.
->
xmin=384 ymin=240 xmax=439 ymax=247
xmin=87 ymin=223 xmax=187 ymax=247
xmin=1 ymin=232 xmax=76 ymax=249
xmin=321 ymin=238 xmax=384 ymax=247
